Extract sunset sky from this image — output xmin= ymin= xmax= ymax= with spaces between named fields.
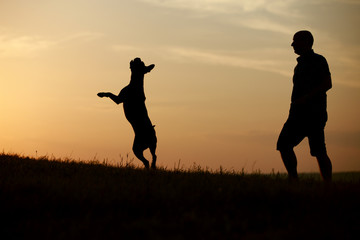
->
xmin=1 ymin=0 xmax=359 ymax=172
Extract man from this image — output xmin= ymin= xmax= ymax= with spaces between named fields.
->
xmin=277 ymin=30 xmax=333 ymax=181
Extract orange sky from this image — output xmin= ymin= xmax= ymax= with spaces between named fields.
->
xmin=1 ymin=0 xmax=359 ymax=172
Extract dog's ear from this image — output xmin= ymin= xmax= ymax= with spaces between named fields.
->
xmin=130 ymin=58 xmax=143 ymax=70
xmin=144 ymin=64 xmax=155 ymax=74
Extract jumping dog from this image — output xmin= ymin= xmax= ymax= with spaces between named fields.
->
xmin=98 ymin=58 xmax=157 ymax=169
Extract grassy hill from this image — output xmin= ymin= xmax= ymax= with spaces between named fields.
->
xmin=1 ymin=153 xmax=359 ymax=239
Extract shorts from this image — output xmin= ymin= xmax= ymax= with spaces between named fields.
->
xmin=277 ymin=116 xmax=327 ymax=156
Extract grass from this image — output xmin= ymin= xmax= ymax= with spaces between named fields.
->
xmin=1 ymin=153 xmax=359 ymax=239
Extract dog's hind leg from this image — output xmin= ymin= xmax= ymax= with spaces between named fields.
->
xmin=132 ymin=139 xmax=150 ymax=169
xmin=150 ymin=144 xmax=157 ymax=169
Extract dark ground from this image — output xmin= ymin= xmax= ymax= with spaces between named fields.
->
xmin=1 ymin=153 xmax=359 ymax=239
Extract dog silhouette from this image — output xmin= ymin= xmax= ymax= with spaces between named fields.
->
xmin=98 ymin=58 xmax=157 ymax=169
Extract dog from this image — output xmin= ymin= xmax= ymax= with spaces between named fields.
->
xmin=98 ymin=58 xmax=157 ymax=169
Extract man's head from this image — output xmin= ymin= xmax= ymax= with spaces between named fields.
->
xmin=130 ymin=57 xmax=155 ymax=74
xmin=291 ymin=30 xmax=314 ymax=56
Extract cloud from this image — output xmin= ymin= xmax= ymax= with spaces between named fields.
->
xmin=112 ymin=43 xmax=291 ymax=77
xmin=140 ymin=0 xmax=298 ymax=34
xmin=0 ymin=35 xmax=55 ymax=58
xmin=140 ymin=0 xmax=296 ymax=15
xmin=138 ymin=0 xmax=360 ymax=88
xmin=59 ymin=32 xmax=104 ymax=43
xmin=235 ymin=17 xmax=294 ymax=35
xmin=0 ymin=31 xmax=103 ymax=58
xmin=112 ymin=44 xmax=142 ymax=52
xmin=329 ymin=0 xmax=360 ymax=4
xmin=166 ymin=44 xmax=360 ymax=88
xmin=165 ymin=46 xmax=291 ymax=77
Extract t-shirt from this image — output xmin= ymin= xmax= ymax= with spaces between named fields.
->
xmin=290 ymin=50 xmax=331 ymax=121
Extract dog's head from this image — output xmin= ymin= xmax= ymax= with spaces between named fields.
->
xmin=130 ymin=58 xmax=155 ymax=74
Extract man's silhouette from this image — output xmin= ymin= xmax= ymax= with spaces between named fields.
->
xmin=277 ymin=30 xmax=332 ymax=181
xmin=98 ymin=58 xmax=157 ymax=169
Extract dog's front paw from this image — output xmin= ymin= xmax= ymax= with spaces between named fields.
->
xmin=97 ymin=92 xmax=107 ymax=98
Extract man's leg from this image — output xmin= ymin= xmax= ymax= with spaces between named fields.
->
xmin=280 ymin=148 xmax=299 ymax=180
xmin=309 ymin=124 xmax=332 ymax=182
xmin=316 ymin=153 xmax=332 ymax=182
xmin=277 ymin=119 xmax=303 ymax=180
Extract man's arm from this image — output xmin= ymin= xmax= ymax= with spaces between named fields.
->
xmin=97 ymin=92 xmax=124 ymax=104
xmin=293 ymin=75 xmax=332 ymax=105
